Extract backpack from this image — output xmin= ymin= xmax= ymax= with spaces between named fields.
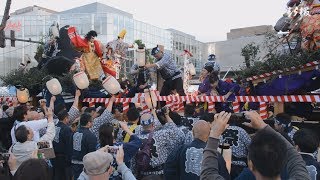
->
xmin=136 ymin=132 xmax=154 ymax=171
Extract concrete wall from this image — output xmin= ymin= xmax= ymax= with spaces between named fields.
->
xmin=207 ymin=35 xmax=269 ymax=72
xmin=227 ymin=25 xmax=274 ymax=40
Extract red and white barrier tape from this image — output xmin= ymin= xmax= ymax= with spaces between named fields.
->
xmin=83 ymin=95 xmax=320 ymax=104
xmin=232 ymin=102 xmax=240 ymax=113
xmin=246 ymin=60 xmax=320 ymax=81
xmin=259 ymin=102 xmax=268 ymax=120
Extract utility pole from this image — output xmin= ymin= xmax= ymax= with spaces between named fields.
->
xmin=0 ymin=0 xmax=12 ymax=48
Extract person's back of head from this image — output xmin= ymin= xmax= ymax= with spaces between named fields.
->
xmin=84 ymin=107 xmax=96 ymax=114
xmin=274 ymin=113 xmax=292 ymax=131
xmin=142 ymin=175 xmax=163 ymax=180
xmin=192 ymin=120 xmax=211 ymax=142
xmin=293 ymin=128 xmax=319 ymax=153
xmin=15 ymin=125 xmax=29 ymax=143
xmin=97 ymin=107 xmax=106 ymax=117
xmin=54 ymin=103 xmax=66 ymax=115
xmin=126 ymin=107 xmax=140 ymax=122
xmin=57 ymin=110 xmax=69 ymax=122
xmin=2 ymin=105 xmax=9 ymax=112
xmin=13 ymin=159 xmax=51 ymax=180
xmin=83 ymin=150 xmax=113 ymax=179
xmin=99 ymin=123 xmax=114 ymax=147
xmin=84 ymin=107 xmax=97 ymax=118
xmin=80 ymin=113 xmax=93 ymax=127
xmin=208 ymin=73 xmax=219 ymax=84
xmin=184 ymin=104 xmax=196 ymax=117
xmin=5 ymin=107 xmax=14 ymax=118
xmin=248 ymin=129 xmax=287 ymax=179
xmin=169 ymin=111 xmax=182 ymax=126
xmin=13 ymin=105 xmax=28 ymax=122
xmin=200 ymin=113 xmax=214 ymax=123
xmin=140 ymin=112 xmax=155 ymax=131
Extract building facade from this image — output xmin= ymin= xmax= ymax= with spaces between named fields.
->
xmin=205 ymin=25 xmax=275 ymax=76
xmin=167 ymin=28 xmax=205 ymax=74
xmin=0 ymin=3 xmax=173 ymax=77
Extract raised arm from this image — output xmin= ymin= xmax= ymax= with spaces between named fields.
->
xmin=39 ymin=108 xmax=56 ymax=142
xmin=49 ymin=96 xmax=56 ymax=110
xmin=244 ymin=111 xmax=310 ymax=180
xmin=67 ymin=90 xmax=81 ymax=124
xmin=72 ymin=89 xmax=81 ymax=110
xmin=201 ymin=112 xmax=231 ymax=180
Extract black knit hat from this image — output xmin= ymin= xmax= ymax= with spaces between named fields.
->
xmin=204 ymin=66 xmax=213 ymax=73
xmin=151 ymin=47 xmax=160 ymax=56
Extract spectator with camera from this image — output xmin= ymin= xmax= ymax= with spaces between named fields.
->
xmin=201 ymin=111 xmax=310 ymax=180
xmin=78 ymin=145 xmax=136 ymax=180
xmin=169 ymin=110 xmax=194 ymax=144
xmin=10 ymin=107 xmax=55 ymax=175
xmin=52 ymin=109 xmax=74 ymax=180
xmin=72 ymin=113 xmax=98 ymax=179
xmin=219 ymin=114 xmax=251 ymax=179
xmin=135 ymin=107 xmax=185 ymax=179
xmin=293 ymin=129 xmax=320 ymax=180
xmin=98 ymin=121 xmax=141 ymax=166
xmin=10 ymin=105 xmax=49 ymax=144
xmin=165 ymin=120 xmax=230 ymax=180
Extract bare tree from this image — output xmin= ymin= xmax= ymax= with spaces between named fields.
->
xmin=0 ymin=0 xmax=12 ymax=47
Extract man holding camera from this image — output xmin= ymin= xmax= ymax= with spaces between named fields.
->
xmin=219 ymin=114 xmax=251 ymax=179
xmin=145 ymin=46 xmax=185 ymax=98
xmin=165 ymin=120 xmax=230 ymax=180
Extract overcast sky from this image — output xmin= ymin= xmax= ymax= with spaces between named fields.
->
xmin=1 ymin=0 xmax=288 ymax=42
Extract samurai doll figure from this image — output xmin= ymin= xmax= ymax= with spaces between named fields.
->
xmin=68 ymin=27 xmax=104 ymax=80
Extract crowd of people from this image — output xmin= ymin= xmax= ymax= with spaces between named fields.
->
xmin=0 ymin=45 xmax=319 ymax=180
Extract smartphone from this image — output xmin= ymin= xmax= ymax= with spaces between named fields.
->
xmin=37 ymin=141 xmax=55 ymax=159
xmin=108 ymin=146 xmax=119 ymax=154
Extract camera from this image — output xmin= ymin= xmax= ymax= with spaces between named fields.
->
xmin=229 ymin=112 xmax=251 ymax=124
xmin=108 ymin=146 xmax=119 ymax=157
xmin=156 ymin=107 xmax=167 ymax=116
xmin=37 ymin=141 xmax=50 ymax=149
xmin=37 ymin=142 xmax=55 ymax=159
xmin=155 ymin=107 xmax=169 ymax=125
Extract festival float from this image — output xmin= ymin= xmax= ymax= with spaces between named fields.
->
xmin=0 ymin=1 xmax=320 ymax=130
xmin=237 ymin=0 xmax=320 ymax=126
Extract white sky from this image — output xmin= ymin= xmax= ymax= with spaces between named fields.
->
xmin=1 ymin=0 xmax=288 ymax=42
